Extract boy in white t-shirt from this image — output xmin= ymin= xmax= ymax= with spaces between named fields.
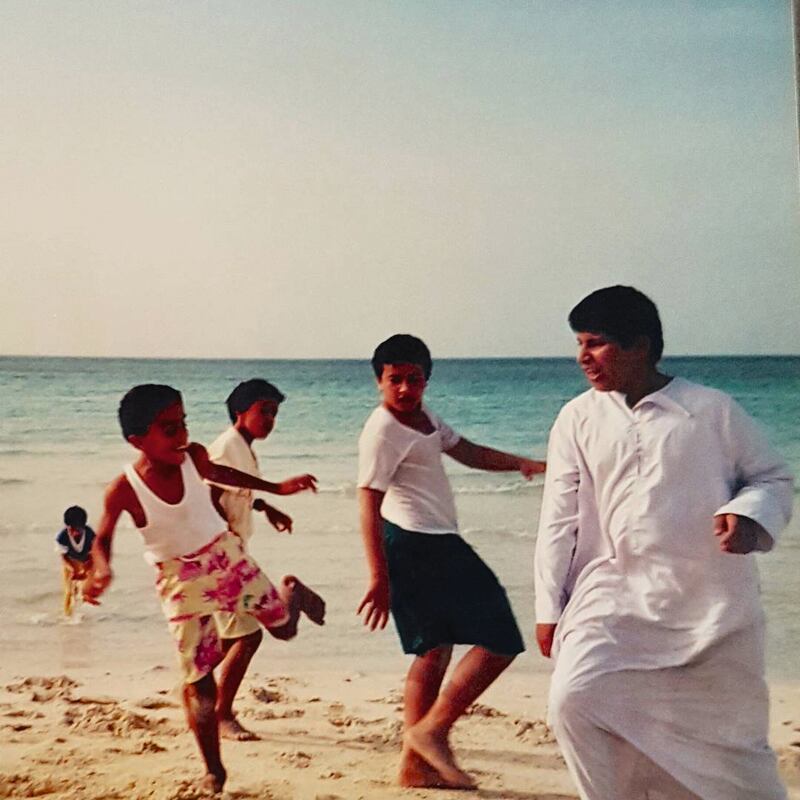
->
xmin=357 ymin=334 xmax=545 ymax=789
xmin=208 ymin=379 xmax=325 ymax=741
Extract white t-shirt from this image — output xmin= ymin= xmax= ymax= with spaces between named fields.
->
xmin=357 ymin=404 xmax=461 ymax=534
xmin=207 ymin=426 xmax=260 ymax=542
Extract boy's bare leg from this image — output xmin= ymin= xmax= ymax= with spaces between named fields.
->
xmin=183 ymin=672 xmax=227 ymax=793
xmin=405 ymin=646 xmax=515 ymax=789
xmin=216 ymin=629 xmax=263 ymax=741
xmin=268 ymin=575 xmax=326 ymax=640
xmin=62 ymin=564 xmax=74 ymax=617
xmin=398 ymin=646 xmax=454 ymax=788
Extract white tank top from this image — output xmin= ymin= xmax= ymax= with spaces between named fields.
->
xmin=124 ymin=456 xmax=228 ymax=565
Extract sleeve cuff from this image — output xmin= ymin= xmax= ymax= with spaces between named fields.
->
xmin=535 ymin=595 xmax=563 ymax=625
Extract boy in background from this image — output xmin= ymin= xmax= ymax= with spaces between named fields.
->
xmin=207 ymin=378 xmax=325 ymax=741
xmin=55 ymin=505 xmax=96 ymax=616
xmin=357 ymin=334 xmax=545 ymax=789
xmin=86 ymin=384 xmax=318 ymax=794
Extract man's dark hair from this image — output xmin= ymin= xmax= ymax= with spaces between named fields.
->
xmin=118 ymin=384 xmax=182 ymax=439
xmin=568 ymin=285 xmax=664 ymax=363
xmin=371 ymin=334 xmax=433 ymax=380
xmin=63 ymin=505 xmax=87 ymax=528
xmin=226 ymin=379 xmax=285 ymax=423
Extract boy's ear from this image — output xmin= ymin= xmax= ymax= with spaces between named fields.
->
xmin=127 ymin=434 xmax=143 ymax=449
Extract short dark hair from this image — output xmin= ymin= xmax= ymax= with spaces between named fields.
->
xmin=568 ymin=285 xmax=664 ymax=363
xmin=371 ymin=334 xmax=433 ymax=380
xmin=63 ymin=505 xmax=87 ymax=528
xmin=226 ymin=379 xmax=285 ymax=423
xmin=118 ymin=384 xmax=183 ymax=439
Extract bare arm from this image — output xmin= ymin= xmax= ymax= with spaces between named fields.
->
xmin=190 ymin=443 xmax=317 ymax=496
xmin=252 ymin=498 xmax=293 ymax=533
xmin=356 ymin=488 xmax=390 ymax=631
xmin=84 ymin=477 xmax=127 ymax=602
xmin=446 ymin=438 xmax=545 ymax=478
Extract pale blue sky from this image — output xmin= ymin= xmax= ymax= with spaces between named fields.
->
xmin=2 ymin=1 xmax=798 ymax=357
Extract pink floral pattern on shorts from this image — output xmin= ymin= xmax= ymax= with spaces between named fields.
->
xmin=156 ymin=531 xmax=289 ymax=683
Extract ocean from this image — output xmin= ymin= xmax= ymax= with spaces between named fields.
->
xmin=0 ymin=355 xmax=798 ymax=680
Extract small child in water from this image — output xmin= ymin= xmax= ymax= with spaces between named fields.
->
xmin=55 ymin=505 xmax=97 ymax=616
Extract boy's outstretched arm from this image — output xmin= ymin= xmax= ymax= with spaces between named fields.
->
xmin=356 ymin=488 xmax=390 ymax=631
xmin=190 ymin=443 xmax=317 ymax=495
xmin=253 ymin=499 xmax=293 ymax=533
xmin=84 ymin=477 xmax=127 ymax=603
xmin=446 ymin=438 xmax=545 ymax=479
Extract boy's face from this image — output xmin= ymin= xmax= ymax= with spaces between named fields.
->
xmin=377 ymin=363 xmax=427 ymax=414
xmin=236 ymin=398 xmax=280 ymax=440
xmin=575 ymin=332 xmax=649 ymax=394
xmin=129 ymin=401 xmax=189 ymax=465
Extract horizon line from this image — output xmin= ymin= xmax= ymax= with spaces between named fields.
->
xmin=1 ymin=353 xmax=798 ymax=362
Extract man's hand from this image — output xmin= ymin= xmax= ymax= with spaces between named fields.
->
xmin=278 ymin=474 xmax=318 ymax=495
xmin=536 ymin=623 xmax=557 ymax=658
xmin=713 ymin=514 xmax=766 ymax=554
xmin=264 ymin=505 xmax=293 ymax=533
xmin=520 ymin=458 xmax=546 ymax=480
xmin=356 ymin=577 xmax=390 ymax=631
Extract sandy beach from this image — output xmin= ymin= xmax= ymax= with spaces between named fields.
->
xmin=2 ymin=660 xmax=799 ymax=800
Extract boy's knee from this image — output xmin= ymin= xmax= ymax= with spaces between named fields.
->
xmin=267 ymin=621 xmax=298 ymax=641
xmin=184 ymin=672 xmax=217 ymax=703
xmin=548 ymin=671 xmax=595 ymax=735
xmin=243 ymin=628 xmax=263 ymax=651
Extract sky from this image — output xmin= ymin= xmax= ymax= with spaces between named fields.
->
xmin=2 ymin=1 xmax=799 ymax=358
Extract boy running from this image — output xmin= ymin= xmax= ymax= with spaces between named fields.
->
xmin=356 ymin=334 xmax=545 ymax=789
xmin=207 ymin=378 xmax=325 ymax=741
xmin=86 ymin=384 xmax=317 ymax=794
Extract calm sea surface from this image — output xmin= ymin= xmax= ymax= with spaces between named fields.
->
xmin=0 ymin=356 xmax=798 ymax=679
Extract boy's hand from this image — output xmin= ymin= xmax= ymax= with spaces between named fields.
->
xmin=278 ymin=474 xmax=318 ymax=495
xmin=357 ymin=577 xmax=390 ymax=631
xmin=536 ymin=623 xmax=557 ymax=658
xmin=264 ymin=505 xmax=293 ymax=533
xmin=520 ymin=458 xmax=546 ymax=480
xmin=713 ymin=514 xmax=764 ymax=554
xmin=84 ymin=566 xmax=113 ymax=603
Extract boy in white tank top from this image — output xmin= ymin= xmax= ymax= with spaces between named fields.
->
xmin=85 ymin=384 xmax=318 ymax=795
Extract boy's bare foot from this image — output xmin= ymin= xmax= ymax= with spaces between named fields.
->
xmin=218 ymin=715 xmax=260 ymax=741
xmin=200 ymin=768 xmax=226 ymax=795
xmin=283 ymin=575 xmax=326 ymax=625
xmin=398 ymin=748 xmax=452 ymax=788
xmin=404 ymin=726 xmax=476 ymax=790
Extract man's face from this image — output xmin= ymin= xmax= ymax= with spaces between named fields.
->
xmin=237 ymin=398 xmax=280 ymax=440
xmin=575 ymin=332 xmax=649 ymax=394
xmin=377 ymin=363 xmax=427 ymax=414
xmin=130 ymin=401 xmax=189 ymax=465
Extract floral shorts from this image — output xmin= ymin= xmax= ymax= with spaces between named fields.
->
xmin=155 ymin=531 xmax=289 ymax=683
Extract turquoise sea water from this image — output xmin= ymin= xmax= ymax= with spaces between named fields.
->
xmin=0 ymin=356 xmax=798 ymax=679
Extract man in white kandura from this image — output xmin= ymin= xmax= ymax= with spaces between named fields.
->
xmin=534 ymin=285 xmax=793 ymax=800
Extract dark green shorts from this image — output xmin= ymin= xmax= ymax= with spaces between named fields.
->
xmin=383 ymin=520 xmax=525 ymax=657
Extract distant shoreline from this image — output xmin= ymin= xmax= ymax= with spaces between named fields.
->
xmin=2 ymin=353 xmax=799 ymax=363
